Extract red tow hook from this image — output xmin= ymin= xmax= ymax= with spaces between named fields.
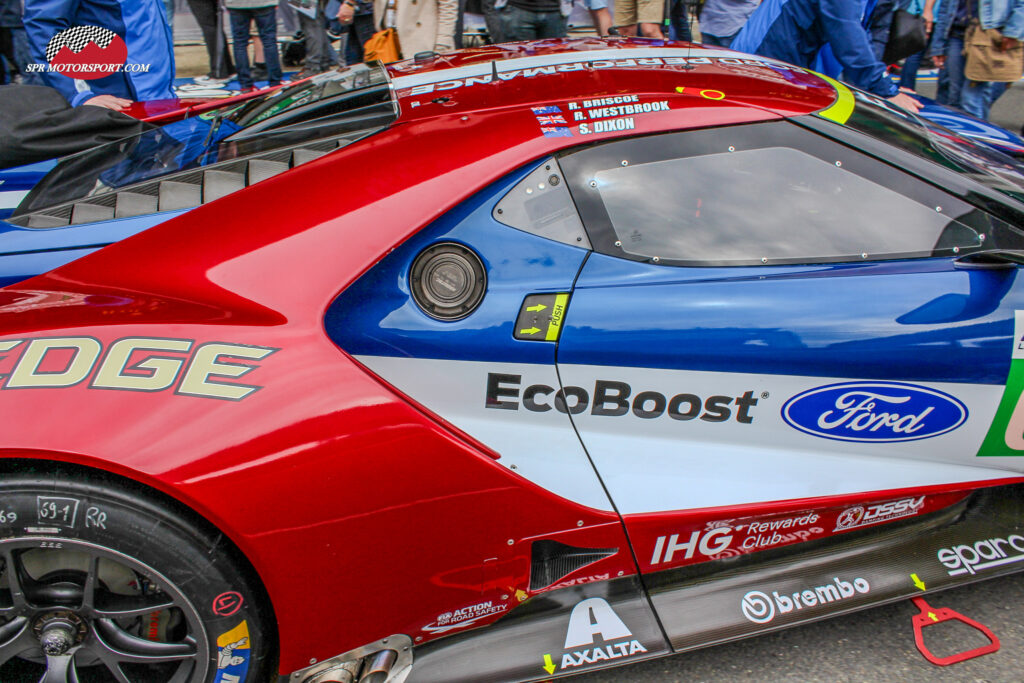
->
xmin=910 ymin=596 xmax=1001 ymax=666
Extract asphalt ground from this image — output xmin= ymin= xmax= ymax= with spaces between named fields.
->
xmin=571 ymin=572 xmax=1024 ymax=682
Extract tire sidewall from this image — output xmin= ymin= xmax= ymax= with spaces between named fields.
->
xmin=0 ymin=474 xmax=268 ymax=683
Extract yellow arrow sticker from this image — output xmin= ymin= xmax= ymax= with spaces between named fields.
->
xmin=519 ymin=326 xmax=541 ymax=336
xmin=928 ymin=612 xmax=938 ymax=622
xmin=542 ymin=653 xmax=556 ymax=675
xmin=526 ymin=304 xmax=547 ymax=312
xmin=545 ymin=294 xmax=569 ymax=341
xmin=911 ymin=573 xmax=926 ymax=591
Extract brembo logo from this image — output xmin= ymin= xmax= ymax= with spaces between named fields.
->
xmin=485 ymin=373 xmax=757 ymax=423
xmin=740 ymin=577 xmax=870 ymax=624
xmin=782 ymin=382 xmax=967 ymax=442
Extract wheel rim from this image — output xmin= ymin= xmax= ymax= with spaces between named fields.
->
xmin=0 ymin=537 xmax=210 ymax=683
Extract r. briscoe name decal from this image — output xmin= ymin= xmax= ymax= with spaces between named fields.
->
xmin=0 ymin=336 xmax=277 ymax=401
xmin=485 ymin=373 xmax=757 ymax=423
xmin=781 ymin=381 xmax=967 ymax=442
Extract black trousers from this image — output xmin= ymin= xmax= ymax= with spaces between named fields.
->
xmin=186 ymin=0 xmax=236 ymax=77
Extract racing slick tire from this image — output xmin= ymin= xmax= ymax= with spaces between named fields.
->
xmin=0 ymin=467 xmax=273 ymax=683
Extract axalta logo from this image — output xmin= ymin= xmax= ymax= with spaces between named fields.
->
xmin=740 ymin=577 xmax=870 ymax=624
xmin=782 ymin=382 xmax=967 ymax=442
xmin=938 ymin=534 xmax=1024 ymax=576
xmin=485 ymin=373 xmax=757 ymax=423
xmin=835 ymin=497 xmax=925 ymax=531
xmin=542 ymin=598 xmax=648 ymax=674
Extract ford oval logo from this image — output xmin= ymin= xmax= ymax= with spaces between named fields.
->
xmin=781 ymin=382 xmax=968 ymax=443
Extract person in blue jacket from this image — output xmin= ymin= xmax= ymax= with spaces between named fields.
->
xmin=731 ymin=0 xmax=923 ymax=112
xmin=23 ymin=0 xmax=175 ymax=110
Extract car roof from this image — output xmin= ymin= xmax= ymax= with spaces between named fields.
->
xmin=386 ymin=38 xmax=837 ymax=128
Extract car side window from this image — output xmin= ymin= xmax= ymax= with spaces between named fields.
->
xmin=559 ymin=121 xmax=989 ymax=267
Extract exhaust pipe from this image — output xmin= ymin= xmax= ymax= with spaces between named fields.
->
xmin=358 ymin=649 xmax=398 ymax=683
xmin=306 ymin=660 xmax=361 ymax=683
xmin=293 ymin=634 xmax=411 ymax=683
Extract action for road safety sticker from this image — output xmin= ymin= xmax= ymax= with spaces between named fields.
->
xmin=978 ymin=310 xmax=1024 ymax=456
xmin=541 ymin=598 xmax=647 ymax=675
xmin=214 ymin=621 xmax=251 ymax=683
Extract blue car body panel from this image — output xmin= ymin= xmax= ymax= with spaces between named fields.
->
xmin=559 ymin=252 xmax=1023 ymax=384
xmin=325 ymin=161 xmax=589 ymax=365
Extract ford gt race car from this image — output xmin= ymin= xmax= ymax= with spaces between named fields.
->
xmin=3 ymin=38 xmax=1024 ymax=683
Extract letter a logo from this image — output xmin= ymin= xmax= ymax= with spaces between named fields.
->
xmin=564 ymin=598 xmax=632 ymax=648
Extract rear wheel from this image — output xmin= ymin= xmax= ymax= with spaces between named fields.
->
xmin=0 ymin=470 xmax=272 ymax=683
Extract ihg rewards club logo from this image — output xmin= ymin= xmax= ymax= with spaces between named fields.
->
xmin=27 ymin=26 xmax=150 ymax=78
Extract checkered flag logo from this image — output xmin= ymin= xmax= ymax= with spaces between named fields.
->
xmin=46 ymin=25 xmax=118 ymax=63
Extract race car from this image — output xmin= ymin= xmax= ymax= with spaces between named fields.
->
xmin=2 ymin=37 xmax=1024 ymax=683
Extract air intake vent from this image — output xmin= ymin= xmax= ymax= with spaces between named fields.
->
xmin=529 ymin=540 xmax=617 ymax=591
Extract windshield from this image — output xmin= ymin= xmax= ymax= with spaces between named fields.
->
xmin=15 ymin=63 xmax=395 ymax=217
xmin=820 ymin=89 xmax=1024 ymax=205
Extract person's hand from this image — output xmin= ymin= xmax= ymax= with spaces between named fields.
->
xmin=1000 ymin=36 xmax=1021 ymax=52
xmin=888 ymin=91 xmax=923 ymax=113
xmin=922 ymin=7 xmax=934 ymax=33
xmin=82 ymin=94 xmax=131 ymax=111
xmin=336 ymin=0 xmax=354 ymax=23
xmin=932 ymin=54 xmax=946 ymax=69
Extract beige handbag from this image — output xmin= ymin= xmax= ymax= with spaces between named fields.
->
xmin=964 ymin=22 xmax=1024 ymax=82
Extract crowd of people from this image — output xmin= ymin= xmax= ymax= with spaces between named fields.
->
xmin=0 ymin=0 xmax=1021 ymax=124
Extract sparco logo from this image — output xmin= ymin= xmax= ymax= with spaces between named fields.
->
xmin=781 ymin=382 xmax=967 ymax=442
xmin=740 ymin=576 xmax=870 ymax=624
xmin=485 ymin=373 xmax=757 ymax=423
xmin=938 ymin=534 xmax=1024 ymax=576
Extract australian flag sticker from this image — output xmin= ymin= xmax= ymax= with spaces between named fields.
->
xmin=532 ymin=105 xmax=562 ymax=114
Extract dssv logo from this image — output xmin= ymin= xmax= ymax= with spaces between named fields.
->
xmin=782 ymin=382 xmax=967 ymax=443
